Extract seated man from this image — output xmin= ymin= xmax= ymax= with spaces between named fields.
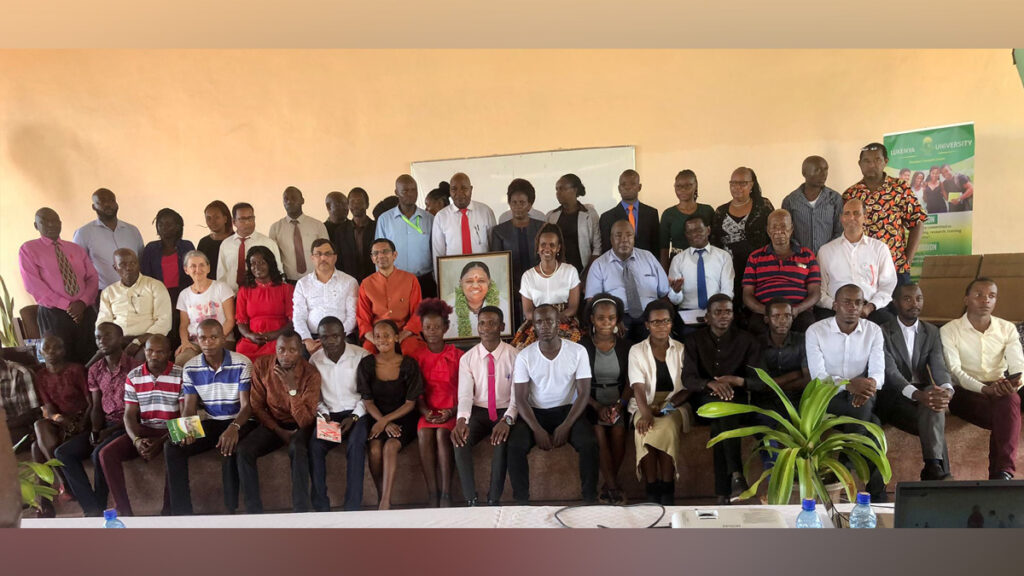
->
xmin=55 ymin=322 xmax=138 ymax=516
xmin=308 ymin=316 xmax=371 ymax=512
xmin=96 ymin=248 xmax=172 ymax=362
xmin=940 ymin=278 xmax=1023 ymax=480
xmin=453 ymin=306 xmax=518 ymax=506
xmin=585 ymin=220 xmax=669 ymax=342
xmin=507 ymin=305 xmax=597 ymax=504
xmin=97 ymin=335 xmax=181 ymax=516
xmin=815 ymin=199 xmax=897 ymax=324
xmin=683 ymin=293 xmax=762 ymax=504
xmin=293 ymin=239 xmax=359 ymax=354
xmin=805 ymin=284 xmax=887 ymax=500
xmin=165 ymin=319 xmax=254 ymax=515
xmin=877 ymin=284 xmax=952 ymax=481
xmin=357 ymin=238 xmax=424 ymax=355
xmin=752 ymin=298 xmax=810 ymax=412
xmin=0 ymin=357 xmax=39 ymax=447
xmin=667 ymin=217 xmax=734 ymax=336
xmin=741 ymin=209 xmax=821 ymax=334
xmin=237 ymin=331 xmax=320 ymax=513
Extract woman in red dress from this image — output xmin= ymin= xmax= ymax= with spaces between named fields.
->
xmin=235 ymin=246 xmax=293 ymax=358
xmin=411 ymin=299 xmax=463 ymax=507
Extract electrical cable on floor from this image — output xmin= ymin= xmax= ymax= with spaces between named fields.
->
xmin=552 ymin=502 xmax=667 ymax=529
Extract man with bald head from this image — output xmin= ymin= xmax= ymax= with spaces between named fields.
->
xmin=742 ymin=209 xmax=821 ymax=334
xmin=375 ymin=174 xmax=437 ymax=297
xmin=815 ymin=198 xmax=897 ymax=324
xmin=430 ymin=172 xmax=496 ymax=276
xmin=324 ymin=191 xmax=349 ymax=242
xmin=96 ymin=248 xmax=173 ymax=361
xmin=73 ymin=188 xmax=145 ymax=291
xmin=269 ymin=186 xmax=330 ymax=283
xmin=782 ymin=156 xmax=844 ymax=254
xmin=599 ymin=169 xmax=660 ymax=253
xmin=20 ymin=208 xmax=100 ymax=363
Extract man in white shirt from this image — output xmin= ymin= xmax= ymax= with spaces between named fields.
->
xmin=805 ymin=283 xmax=888 ymax=500
xmin=216 ymin=203 xmax=282 ymax=292
xmin=815 ymin=198 xmax=897 ymax=324
xmin=877 ymin=284 xmax=953 ymax=481
xmin=430 ymin=172 xmax=496 ymax=276
xmin=292 ymin=239 xmax=358 ymax=354
xmin=96 ymin=248 xmax=172 ymax=362
xmin=940 ymin=278 xmax=1023 ymax=481
xmin=269 ymin=186 xmax=330 ymax=283
xmin=667 ymin=217 xmax=734 ymax=335
xmin=308 ymin=316 xmax=371 ymax=511
xmin=506 ymin=305 xmax=598 ymax=504
xmin=452 ymin=306 xmax=518 ymax=506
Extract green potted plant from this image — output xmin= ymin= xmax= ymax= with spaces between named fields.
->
xmin=13 ymin=435 xmax=62 ymax=512
xmin=697 ymin=368 xmax=891 ymax=506
xmin=0 ymin=276 xmax=20 ymax=348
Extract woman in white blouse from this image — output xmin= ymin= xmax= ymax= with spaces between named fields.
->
xmin=175 ymin=250 xmax=236 ymax=365
xmin=511 ymin=223 xmax=582 ymax=348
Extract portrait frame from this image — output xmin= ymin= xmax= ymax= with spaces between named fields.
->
xmin=436 ymin=251 xmax=514 ymax=342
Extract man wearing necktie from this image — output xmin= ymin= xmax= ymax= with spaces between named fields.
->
xmin=430 ymin=172 xmax=497 ymax=278
xmin=216 ymin=203 xmax=282 ymax=293
xmin=598 ymin=170 xmax=661 ymax=253
xmin=269 ymin=186 xmax=329 ymax=283
xmin=667 ymin=218 xmax=735 ymax=337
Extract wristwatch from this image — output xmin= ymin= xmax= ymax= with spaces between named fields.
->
xmin=503 ymin=415 xmax=515 ymax=426
xmin=350 ymin=414 xmax=360 ymax=422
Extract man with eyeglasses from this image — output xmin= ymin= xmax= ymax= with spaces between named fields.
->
xmin=216 ymin=202 xmax=282 ymax=292
xmin=292 ymin=239 xmax=359 ymax=355
xmin=95 ymin=248 xmax=172 ymax=362
xmin=356 ymin=238 xmax=425 ymax=355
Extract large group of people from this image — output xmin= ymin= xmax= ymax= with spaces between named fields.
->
xmin=3 ymin=141 xmax=1019 ymax=517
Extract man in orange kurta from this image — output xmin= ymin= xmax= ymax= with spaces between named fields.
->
xmin=357 ymin=238 xmax=425 ymax=355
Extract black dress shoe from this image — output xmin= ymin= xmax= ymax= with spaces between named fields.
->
xmin=730 ymin=475 xmax=750 ymax=499
xmin=466 ymin=497 xmax=478 ymax=507
xmin=716 ymin=495 xmax=730 ymax=506
xmin=990 ymin=471 xmax=1014 ymax=481
xmin=487 ymin=499 xmax=500 ymax=506
xmin=921 ymin=461 xmax=953 ymax=481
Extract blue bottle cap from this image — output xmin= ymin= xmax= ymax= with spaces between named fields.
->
xmin=856 ymin=492 xmax=871 ymax=505
xmin=103 ymin=508 xmax=118 ymax=521
xmin=801 ymin=498 xmax=816 ymax=511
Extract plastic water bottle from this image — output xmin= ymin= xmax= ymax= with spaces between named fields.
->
xmin=849 ymin=492 xmax=877 ymax=529
xmin=796 ymin=498 xmax=823 ymax=528
xmin=103 ymin=509 xmax=126 ymax=528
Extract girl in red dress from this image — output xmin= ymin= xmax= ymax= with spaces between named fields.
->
xmin=235 ymin=246 xmax=293 ymax=358
xmin=411 ymin=299 xmax=463 ymax=507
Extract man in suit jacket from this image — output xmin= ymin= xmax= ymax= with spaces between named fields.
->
xmin=599 ymin=170 xmax=660 ymax=254
xmin=877 ymin=283 xmax=953 ymax=481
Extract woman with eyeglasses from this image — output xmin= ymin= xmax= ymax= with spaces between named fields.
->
xmin=711 ymin=167 xmax=775 ymax=303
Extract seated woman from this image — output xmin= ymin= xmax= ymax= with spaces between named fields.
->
xmin=511 ymin=223 xmax=582 ymax=349
xmin=174 ymin=250 xmax=236 ymax=365
xmin=580 ymin=294 xmax=632 ymax=505
xmin=357 ymin=319 xmax=424 ymax=510
xmin=140 ymin=208 xmax=195 ymax=349
xmin=627 ymin=300 xmax=691 ymax=505
xmin=235 ymin=246 xmax=293 ymax=358
xmin=445 ymin=261 xmax=509 ymax=340
xmin=410 ymin=299 xmax=464 ymax=508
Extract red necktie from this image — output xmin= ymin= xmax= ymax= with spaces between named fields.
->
xmin=486 ymin=353 xmax=498 ymax=421
xmin=292 ymin=220 xmax=307 ymax=275
xmin=236 ymin=237 xmax=248 ymax=287
xmin=460 ymin=208 xmax=472 ymax=255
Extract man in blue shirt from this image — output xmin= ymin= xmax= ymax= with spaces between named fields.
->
xmin=598 ymin=170 xmax=660 ymax=253
xmin=73 ymin=188 xmax=145 ymax=291
xmin=375 ymin=174 xmax=436 ymax=298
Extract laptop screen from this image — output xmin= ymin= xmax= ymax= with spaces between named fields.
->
xmin=895 ymin=480 xmax=1024 ymax=528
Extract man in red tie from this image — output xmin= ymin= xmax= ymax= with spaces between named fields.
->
xmin=452 ymin=306 xmax=518 ymax=506
xmin=216 ymin=203 xmax=282 ymax=292
xmin=430 ymin=172 xmax=497 ymax=277
xmin=598 ymin=169 xmax=661 ymax=254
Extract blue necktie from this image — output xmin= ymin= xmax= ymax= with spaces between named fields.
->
xmin=696 ymin=248 xmax=708 ymax=309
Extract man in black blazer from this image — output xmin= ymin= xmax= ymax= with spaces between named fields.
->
xmin=599 ymin=170 xmax=660 ymax=254
xmin=877 ymin=283 xmax=953 ymax=481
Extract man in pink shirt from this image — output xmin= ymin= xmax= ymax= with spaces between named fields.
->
xmin=19 ymin=208 xmax=100 ymax=364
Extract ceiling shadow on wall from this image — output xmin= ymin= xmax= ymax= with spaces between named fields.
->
xmin=6 ymin=124 xmax=92 ymax=204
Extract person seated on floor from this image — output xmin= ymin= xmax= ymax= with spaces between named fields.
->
xmin=409 ymin=299 xmax=463 ymax=508
xmin=667 ymin=217 xmax=734 ymax=337
xmin=55 ymin=322 xmax=138 ymax=517
xmin=308 ymin=315 xmax=370 ymax=512
xmin=940 ymin=278 xmax=1023 ymax=481
xmin=293 ymin=239 xmax=358 ymax=355
xmin=165 ymin=319 xmax=255 ymax=516
xmin=580 ymin=294 xmax=632 ymax=505
xmin=814 ymin=198 xmax=897 ymax=324
xmin=357 ymin=319 xmax=424 ymax=510
xmin=805 ymin=284 xmax=888 ymax=501
xmin=97 ymin=334 xmax=181 ymax=517
xmin=235 ymin=246 xmax=294 ymax=359
xmin=453 ymin=306 xmax=518 ymax=507
xmin=507 ymin=305 xmax=598 ymax=505
xmin=683 ymin=293 xmax=762 ymax=505
xmin=356 ymin=238 xmax=425 ymax=355
xmin=175 ymin=250 xmax=235 ymax=366
xmin=741 ymin=209 xmax=820 ymax=334
xmin=238 ymin=330 xmax=320 ymax=514
xmin=95 ymin=248 xmax=172 ymax=363
xmin=628 ymin=300 xmax=690 ymax=506
xmin=877 ymin=284 xmax=953 ymax=481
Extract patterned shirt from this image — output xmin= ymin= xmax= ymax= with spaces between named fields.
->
xmin=88 ymin=353 xmax=140 ymax=423
xmin=842 ymin=175 xmax=927 ymax=274
xmin=742 ymin=242 xmax=821 ymax=305
xmin=0 ymin=359 xmax=38 ymax=419
xmin=124 ymin=362 xmax=183 ymax=428
xmin=35 ymin=363 xmax=89 ymax=415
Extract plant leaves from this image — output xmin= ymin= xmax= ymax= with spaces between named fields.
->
xmin=24 ymin=462 xmax=55 ymax=484
xmin=819 ymin=457 xmax=858 ymax=502
xmin=752 ymin=367 xmax=801 ymax=426
xmin=697 ymin=401 xmax=807 ymax=445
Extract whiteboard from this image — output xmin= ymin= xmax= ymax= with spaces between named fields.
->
xmin=410 ymin=146 xmax=635 ymax=217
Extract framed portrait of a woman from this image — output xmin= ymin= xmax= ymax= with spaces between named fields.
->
xmin=436 ymin=251 xmax=513 ymax=341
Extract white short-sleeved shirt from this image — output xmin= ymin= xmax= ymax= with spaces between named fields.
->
xmin=519 ymin=263 xmax=581 ymax=306
xmin=176 ymin=281 xmax=235 ymax=340
xmin=513 ymin=340 xmax=592 ymax=409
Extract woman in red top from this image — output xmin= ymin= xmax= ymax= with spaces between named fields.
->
xmin=411 ymin=299 xmax=463 ymax=507
xmin=235 ymin=246 xmax=294 ymax=358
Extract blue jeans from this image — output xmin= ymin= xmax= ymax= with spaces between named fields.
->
xmin=54 ymin=423 xmax=125 ymax=516
xmin=309 ymin=412 xmax=369 ymax=511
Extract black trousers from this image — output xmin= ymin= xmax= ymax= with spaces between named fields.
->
xmin=694 ymin=391 xmax=748 ymax=497
xmin=827 ymin=390 xmax=886 ymax=500
xmin=875 ymin=386 xmax=949 ymax=470
xmin=418 ymin=273 xmax=438 ymax=299
xmin=237 ymin=424 xmax=313 ymax=514
xmin=164 ymin=419 xmax=256 ymax=515
xmin=36 ymin=305 xmax=98 ymax=365
xmin=507 ymin=405 xmax=598 ymax=504
xmin=453 ymin=406 xmax=509 ymax=503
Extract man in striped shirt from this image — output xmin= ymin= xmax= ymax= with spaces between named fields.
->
xmin=165 ymin=319 xmax=254 ymax=515
xmin=97 ymin=334 xmax=182 ymax=516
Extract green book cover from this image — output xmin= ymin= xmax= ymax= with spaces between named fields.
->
xmin=167 ymin=416 xmax=205 ymax=443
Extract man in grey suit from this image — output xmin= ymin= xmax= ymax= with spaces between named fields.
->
xmin=876 ymin=283 xmax=953 ymax=481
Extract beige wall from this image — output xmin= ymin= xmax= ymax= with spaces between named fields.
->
xmin=2 ymin=49 xmax=1022 ymax=309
